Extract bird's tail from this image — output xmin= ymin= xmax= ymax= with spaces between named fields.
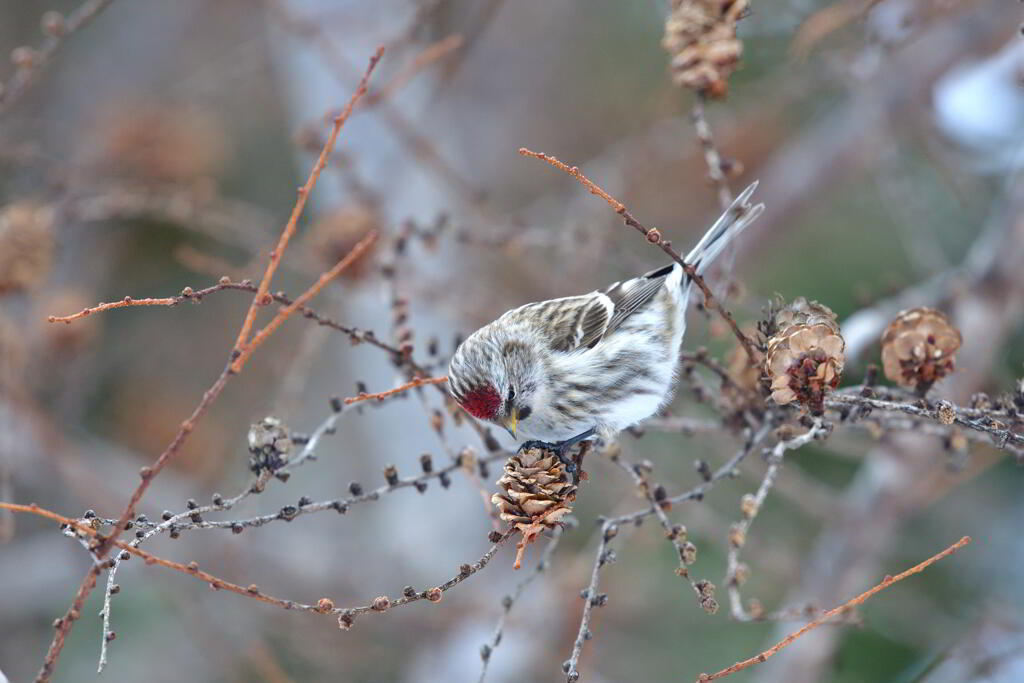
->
xmin=685 ymin=181 xmax=764 ymax=276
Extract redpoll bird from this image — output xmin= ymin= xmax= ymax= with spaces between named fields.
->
xmin=448 ymin=183 xmax=763 ymax=453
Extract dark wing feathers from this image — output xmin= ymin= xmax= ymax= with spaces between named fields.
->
xmin=602 ymin=265 xmax=673 ymax=335
xmin=503 ymin=265 xmax=673 ymax=354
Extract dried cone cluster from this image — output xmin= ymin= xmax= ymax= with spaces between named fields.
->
xmin=727 ymin=343 xmax=762 ymax=394
xmin=765 ymin=298 xmax=845 ymax=414
xmin=492 ymin=447 xmax=578 ymax=569
xmin=881 ymin=308 xmax=961 ymax=394
xmin=723 ymin=326 xmax=764 ymax=414
xmin=247 ymin=416 xmax=293 ymax=475
xmin=88 ymin=101 xmax=226 ymax=184
xmin=662 ymin=0 xmax=748 ymax=97
xmin=0 ymin=202 xmax=55 ymax=294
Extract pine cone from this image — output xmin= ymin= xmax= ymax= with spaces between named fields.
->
xmin=662 ymin=0 xmax=747 ymax=97
xmin=881 ymin=308 xmax=961 ymax=394
xmin=247 ymin=417 xmax=293 ymax=475
xmin=765 ymin=298 xmax=845 ymax=414
xmin=0 ymin=202 xmax=55 ymax=294
xmin=492 ymin=447 xmax=578 ymax=569
xmin=771 ymin=297 xmax=841 ymax=335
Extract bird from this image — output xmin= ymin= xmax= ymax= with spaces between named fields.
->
xmin=447 ymin=182 xmax=763 ymax=459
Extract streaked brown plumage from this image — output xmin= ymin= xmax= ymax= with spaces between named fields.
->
xmin=449 ymin=182 xmax=763 ymax=445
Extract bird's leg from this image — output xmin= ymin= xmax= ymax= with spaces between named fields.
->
xmin=555 ymin=427 xmax=595 ymax=481
xmin=554 ymin=427 xmax=596 ymax=456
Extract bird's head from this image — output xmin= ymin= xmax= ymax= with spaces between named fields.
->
xmin=448 ymin=335 xmax=541 ymax=440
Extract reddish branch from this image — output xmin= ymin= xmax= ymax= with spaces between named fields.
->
xmin=32 ymin=47 xmax=387 ymax=683
xmin=697 ymin=536 xmax=972 ymax=682
xmin=48 ymin=294 xmax=180 ymax=321
xmin=344 ymin=375 xmax=449 ymax=405
xmin=233 ymin=230 xmax=378 ymax=372
xmin=1 ymin=502 xmax=514 ymax=628
xmin=46 ymin=279 xmax=406 ymax=358
xmin=231 ymin=46 xmax=384 ymax=371
xmin=517 ymin=147 xmax=760 ymax=363
xmin=1 ymin=503 xmax=306 ymax=609
xmin=34 ymin=365 xmax=232 ymax=682
xmin=362 ymin=34 xmax=464 ymax=108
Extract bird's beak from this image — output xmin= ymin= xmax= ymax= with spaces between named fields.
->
xmin=501 ymin=411 xmax=517 ymax=439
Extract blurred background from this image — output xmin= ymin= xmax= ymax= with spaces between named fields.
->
xmin=1 ymin=0 xmax=1023 ymax=681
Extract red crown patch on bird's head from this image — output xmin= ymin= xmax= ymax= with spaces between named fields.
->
xmin=461 ymin=385 xmax=501 ymax=420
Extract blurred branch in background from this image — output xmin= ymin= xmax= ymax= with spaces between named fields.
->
xmin=0 ymin=0 xmax=116 ymax=116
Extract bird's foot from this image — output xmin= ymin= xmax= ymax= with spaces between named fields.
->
xmin=518 ymin=428 xmax=597 ymax=480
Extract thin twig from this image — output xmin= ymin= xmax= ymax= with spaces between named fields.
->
xmin=565 ymin=522 xmax=615 ymax=683
xmin=478 ymin=526 xmax=565 ymax=683
xmin=697 ymin=536 xmax=973 ymax=681
xmin=233 ymin=231 xmax=379 ymax=372
xmin=725 ymin=421 xmax=825 ymax=621
xmin=96 ymin=401 xmax=503 ymax=669
xmin=97 ymin=466 xmax=273 ymax=671
xmin=0 ymin=0 xmax=117 ymax=116
xmin=47 ymin=279 xmax=406 ymax=358
xmin=98 ymin=449 xmax=510 ymax=538
xmin=361 ymin=34 xmax=464 ymax=108
xmin=334 ymin=529 xmax=517 ymax=630
xmin=827 ymin=394 xmax=1024 ymax=450
xmin=267 ymin=0 xmax=491 ymax=217
xmin=1 ymin=502 xmax=515 ymax=630
xmin=564 ymin=424 xmax=772 ymax=681
xmin=344 ymin=375 xmax=448 ymax=405
xmin=610 ymin=456 xmax=707 ymax=607
xmin=232 ymin=47 xmax=384 ymax=365
xmin=691 ymin=96 xmax=733 ymax=210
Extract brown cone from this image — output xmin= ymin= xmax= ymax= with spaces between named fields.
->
xmin=492 ymin=447 xmax=578 ymax=569
xmin=765 ymin=298 xmax=845 ymax=414
xmin=662 ymin=0 xmax=748 ymax=97
xmin=881 ymin=307 xmax=961 ymax=394
xmin=0 ymin=202 xmax=55 ymax=294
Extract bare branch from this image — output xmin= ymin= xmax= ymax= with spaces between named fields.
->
xmin=698 ymin=536 xmax=972 ymax=681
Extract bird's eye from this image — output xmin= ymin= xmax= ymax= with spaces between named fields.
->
xmin=507 ymin=386 xmax=515 ymax=403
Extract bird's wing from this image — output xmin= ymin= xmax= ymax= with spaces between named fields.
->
xmin=502 ymin=265 xmax=673 ymax=353
xmin=601 ymin=264 xmax=675 ymax=335
xmin=501 ymin=293 xmax=614 ymax=353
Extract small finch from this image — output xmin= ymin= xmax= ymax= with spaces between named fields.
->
xmin=448 ymin=182 xmax=763 ymax=453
